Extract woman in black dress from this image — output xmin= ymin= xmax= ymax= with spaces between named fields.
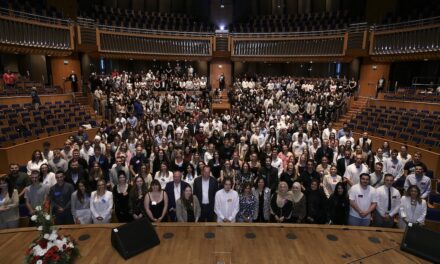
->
xmin=112 ymin=171 xmax=132 ymax=222
xmin=144 ymin=179 xmax=168 ymax=222
xmin=305 ymin=179 xmax=327 ymax=224
xmin=129 ymin=176 xmax=148 ymax=221
xmin=327 ymin=182 xmax=349 ymax=225
xmin=208 ymin=151 xmax=222 ymax=180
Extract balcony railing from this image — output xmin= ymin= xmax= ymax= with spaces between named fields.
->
xmin=232 ymin=36 xmax=346 ymax=57
xmin=99 ymin=32 xmax=212 ymax=56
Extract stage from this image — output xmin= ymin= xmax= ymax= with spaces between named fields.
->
xmin=0 ymin=223 xmax=429 ymax=264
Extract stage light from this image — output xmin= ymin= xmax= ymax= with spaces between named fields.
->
xmin=220 ymin=25 xmax=225 ymax=30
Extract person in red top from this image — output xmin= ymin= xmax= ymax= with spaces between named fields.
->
xmin=3 ymin=70 xmax=17 ymax=89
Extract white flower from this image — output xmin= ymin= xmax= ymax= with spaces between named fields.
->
xmin=31 ymin=215 xmax=37 ymax=221
xmin=68 ymin=242 xmax=74 ymax=248
xmin=49 ymin=233 xmax=58 ymax=241
xmin=45 ymin=215 xmax=51 ymax=221
xmin=43 ymin=234 xmax=49 ymax=240
xmin=36 ymin=260 xmax=42 ymax=264
xmin=35 ymin=206 xmax=42 ymax=211
xmin=37 ymin=226 xmax=43 ymax=231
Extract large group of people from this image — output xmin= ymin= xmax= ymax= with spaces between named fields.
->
xmin=0 ymin=69 xmax=430 ymax=230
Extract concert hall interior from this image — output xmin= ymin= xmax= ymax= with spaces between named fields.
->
xmin=0 ymin=0 xmax=439 ymax=263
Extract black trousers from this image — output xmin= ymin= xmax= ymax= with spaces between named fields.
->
xmin=200 ymin=204 xmax=215 ymax=222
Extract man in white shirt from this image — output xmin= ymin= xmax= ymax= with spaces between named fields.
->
xmin=214 ymin=178 xmax=239 ymax=223
xmin=383 ymin=149 xmax=404 ymax=180
xmin=270 ymin=149 xmax=284 ymax=177
xmin=404 ymin=165 xmax=431 ymax=199
xmin=292 ymin=134 xmax=308 ymax=158
xmin=348 ymin=173 xmax=377 ymax=226
xmin=339 ymin=129 xmax=355 ymax=147
xmin=193 ymin=166 xmax=218 ymax=222
xmin=322 ymin=122 xmax=336 ymax=142
xmin=80 ymin=140 xmax=94 ymax=165
xmin=397 ymin=145 xmax=412 ymax=167
xmin=373 ymin=174 xmax=401 ymax=227
xmin=344 ymin=154 xmax=370 ymax=187
xmin=114 ymin=112 xmax=127 ymax=127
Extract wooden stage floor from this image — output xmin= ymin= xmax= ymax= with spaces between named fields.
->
xmin=0 ymin=223 xmax=429 ymax=264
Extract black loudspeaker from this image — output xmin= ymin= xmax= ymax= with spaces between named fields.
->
xmin=400 ymin=224 xmax=440 ymax=263
xmin=111 ymin=218 xmax=160 ymax=260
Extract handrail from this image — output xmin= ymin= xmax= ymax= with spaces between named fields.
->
xmin=230 ymin=28 xmax=346 ymax=38
xmin=371 ymin=16 xmax=440 ymax=31
xmin=0 ymin=7 xmax=72 ymax=26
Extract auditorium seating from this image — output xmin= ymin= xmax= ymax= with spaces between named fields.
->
xmin=348 ymin=105 xmax=440 ymax=152
xmin=0 ymin=80 xmax=61 ymax=97
xmin=381 ymin=2 xmax=440 ymax=25
xmin=0 ymin=0 xmax=63 ymax=19
xmin=384 ymin=93 xmax=440 ymax=103
xmin=230 ymin=10 xmax=360 ymax=33
xmin=81 ymin=5 xmax=214 ymax=32
xmin=0 ymin=100 xmax=97 ymax=147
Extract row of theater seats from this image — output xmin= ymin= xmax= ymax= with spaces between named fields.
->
xmin=233 ymin=38 xmax=344 ymax=56
xmin=0 ymin=101 xmax=97 ymax=147
xmin=0 ymin=18 xmax=71 ymax=49
xmin=348 ymin=106 xmax=440 ymax=152
xmin=0 ymin=0 xmax=63 ymax=19
xmin=230 ymin=10 xmax=358 ymax=33
xmin=372 ymin=27 xmax=440 ymax=55
xmin=82 ymin=5 xmax=213 ymax=32
xmin=0 ymin=82 xmax=60 ymax=97
xmin=99 ymin=34 xmax=211 ymax=55
xmin=384 ymin=93 xmax=440 ymax=103
xmin=382 ymin=3 xmax=440 ymax=25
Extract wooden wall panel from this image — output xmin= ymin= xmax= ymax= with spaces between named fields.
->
xmin=359 ymin=62 xmax=390 ymax=97
xmin=0 ymin=128 xmax=98 ymax=173
xmin=50 ymin=57 xmax=82 ymax=93
xmin=210 ymin=61 xmax=231 ymax=89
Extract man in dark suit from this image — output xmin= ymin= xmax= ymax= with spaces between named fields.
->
xmin=298 ymin=159 xmax=321 ymax=192
xmin=186 ymin=117 xmax=199 ymax=136
xmin=67 ymin=70 xmax=79 ymax=92
xmin=259 ymin=157 xmax=279 ymax=193
xmin=314 ymin=140 xmax=334 ymax=164
xmin=193 ymin=166 xmax=218 ymax=222
xmin=337 ymin=149 xmax=354 ymax=177
xmin=165 ymin=171 xmax=189 ymax=222
xmin=65 ymin=160 xmax=88 ymax=190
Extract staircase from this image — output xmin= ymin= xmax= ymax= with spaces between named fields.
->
xmin=212 ymin=89 xmax=231 ymax=114
xmin=333 ymin=96 xmax=369 ymax=129
xmin=73 ymin=92 xmax=104 ymax=124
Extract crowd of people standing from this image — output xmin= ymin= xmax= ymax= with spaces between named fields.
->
xmin=0 ymin=66 xmax=430 ymax=230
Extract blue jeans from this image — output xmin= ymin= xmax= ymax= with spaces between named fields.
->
xmin=348 ymin=215 xmax=371 ymax=226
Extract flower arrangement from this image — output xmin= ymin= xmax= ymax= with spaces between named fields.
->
xmin=25 ymin=206 xmax=79 ymax=264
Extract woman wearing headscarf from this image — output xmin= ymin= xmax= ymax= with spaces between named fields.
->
xmin=305 ymin=179 xmax=327 ymax=224
xmin=270 ymin=181 xmax=293 ymax=223
xmin=327 ymin=182 xmax=349 ymax=225
xmin=291 ymin=182 xmax=306 ymax=223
